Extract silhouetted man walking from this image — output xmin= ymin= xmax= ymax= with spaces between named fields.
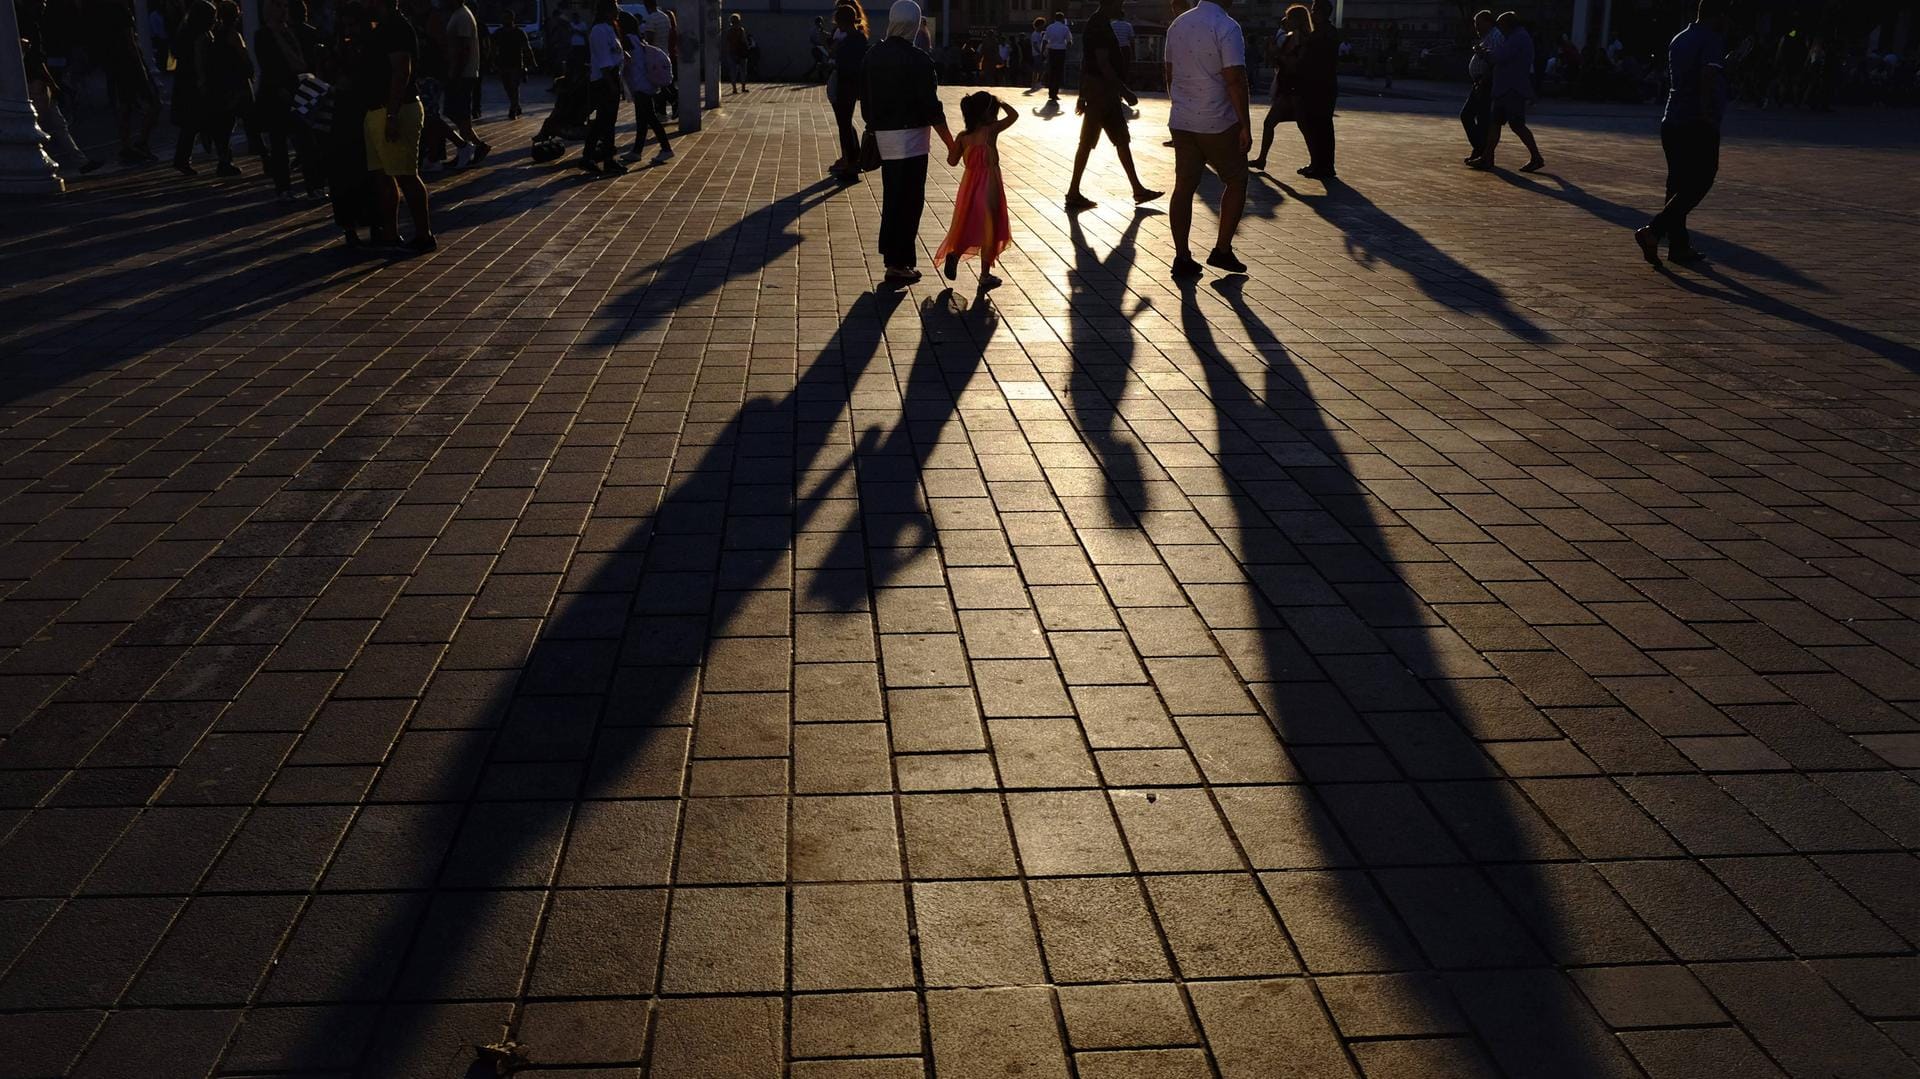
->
xmin=1636 ymin=0 xmax=1729 ymax=265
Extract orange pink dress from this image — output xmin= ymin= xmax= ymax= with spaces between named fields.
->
xmin=936 ymin=139 xmax=1011 ymax=269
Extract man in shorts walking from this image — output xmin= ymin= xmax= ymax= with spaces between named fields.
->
xmin=1164 ymin=0 xmax=1250 ymax=278
xmin=1064 ymin=0 xmax=1159 ymax=211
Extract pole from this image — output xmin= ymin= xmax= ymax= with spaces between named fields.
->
xmin=1571 ymin=0 xmax=1590 ymax=47
xmin=678 ymin=0 xmax=702 ymax=128
xmin=703 ymin=0 xmax=719 ymax=108
xmin=0 ymin=0 xmax=63 ymax=193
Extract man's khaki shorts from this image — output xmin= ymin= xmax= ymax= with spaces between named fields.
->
xmin=1171 ymin=126 xmax=1247 ymax=186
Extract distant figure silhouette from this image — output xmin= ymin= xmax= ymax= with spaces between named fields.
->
xmin=1636 ymin=0 xmax=1731 ymax=266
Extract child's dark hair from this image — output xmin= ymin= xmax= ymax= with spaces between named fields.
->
xmin=960 ymin=91 xmax=1000 ymax=133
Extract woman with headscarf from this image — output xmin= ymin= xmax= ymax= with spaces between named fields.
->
xmin=860 ymin=0 xmax=953 ymax=285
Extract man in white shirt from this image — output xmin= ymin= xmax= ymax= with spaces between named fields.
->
xmin=444 ymin=0 xmax=490 ymax=162
xmin=1043 ymin=11 xmax=1072 ymax=101
xmin=1164 ymin=0 xmax=1249 ymax=277
xmin=584 ymin=0 xmax=630 ymax=175
xmin=1112 ymin=12 xmax=1135 ymax=74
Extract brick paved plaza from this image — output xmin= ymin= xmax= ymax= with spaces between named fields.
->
xmin=2 ymin=85 xmax=1919 ymax=1077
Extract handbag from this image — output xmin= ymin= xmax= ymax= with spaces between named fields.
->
xmin=858 ymin=129 xmax=881 ymax=172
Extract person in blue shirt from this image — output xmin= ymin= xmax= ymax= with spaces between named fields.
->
xmin=1636 ymin=0 xmax=1729 ymax=265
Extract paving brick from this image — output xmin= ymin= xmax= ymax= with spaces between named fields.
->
xmin=792 ymin=883 xmax=915 ymax=989
xmin=1695 ymin=960 xmax=1919 ymax=1079
xmin=792 ymin=991 xmax=924 ymax=1058
xmin=1056 ymin=982 xmax=1199 ymax=1049
xmin=926 ymin=987 xmax=1070 ymax=1079
xmin=914 ymin=880 xmax=1046 ymax=987
xmin=1029 ymin=876 xmax=1171 ymax=983
xmin=1188 ymin=978 xmax=1353 ymax=1079
xmin=644 ymin=996 xmax=784 ymax=1079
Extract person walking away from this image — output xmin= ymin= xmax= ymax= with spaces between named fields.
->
xmin=1461 ymin=8 xmax=1494 ymax=164
xmin=1473 ymin=10 xmax=1542 ymax=171
xmin=1042 ymin=10 xmax=1070 ymax=101
xmin=23 ymin=29 xmax=100 ymax=173
xmin=443 ymin=0 xmax=489 ymax=161
xmin=579 ymin=0 xmax=627 ymax=173
xmin=198 ymin=0 xmax=253 ymax=176
xmin=937 ymin=91 xmax=1017 ymax=286
xmin=1294 ymin=0 xmax=1335 ymax=178
xmin=170 ymin=0 xmax=214 ymax=172
xmin=1635 ymin=0 xmax=1728 ymax=266
xmin=638 ymin=0 xmax=675 ymax=117
xmin=328 ymin=3 xmax=375 ymax=245
xmin=1026 ymin=17 xmax=1045 ymax=91
xmin=620 ymin=15 xmax=674 ymax=161
xmin=257 ymin=0 xmax=325 ymax=198
xmin=724 ymin=12 xmax=749 ymax=92
xmin=414 ymin=0 xmax=469 ymax=174
xmin=827 ymin=3 xmax=867 ymax=181
xmin=1248 ymin=3 xmax=1305 ymax=171
xmin=1163 ymin=0 xmax=1249 ymax=277
xmin=862 ymin=0 xmax=954 ymax=285
xmin=1063 ymin=0 xmax=1160 ymax=210
xmin=493 ymin=10 xmax=534 ymax=117
xmin=365 ymin=0 xmax=435 ymax=249
xmin=87 ymin=0 xmax=161 ymax=164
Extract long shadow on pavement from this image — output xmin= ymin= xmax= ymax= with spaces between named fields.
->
xmin=1268 ymin=178 xmax=1553 ymax=343
xmin=245 ymin=284 xmax=1017 ymax=1073
xmin=1173 ymin=273 xmax=1644 ymax=1077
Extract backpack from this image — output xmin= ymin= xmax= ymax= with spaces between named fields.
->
xmin=643 ymin=45 xmax=673 ymax=89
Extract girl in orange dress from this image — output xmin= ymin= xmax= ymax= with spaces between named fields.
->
xmin=938 ymin=91 xmax=1019 ymax=286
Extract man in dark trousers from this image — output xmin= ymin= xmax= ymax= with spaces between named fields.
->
xmin=1636 ymin=0 xmax=1729 ymax=265
xmin=1063 ymin=0 xmax=1160 ymax=210
xmin=582 ymin=0 xmax=629 ymax=174
xmin=1042 ymin=10 xmax=1071 ymax=101
xmin=1461 ymin=8 xmax=1494 ymax=164
xmin=1295 ymin=0 xmax=1337 ymax=179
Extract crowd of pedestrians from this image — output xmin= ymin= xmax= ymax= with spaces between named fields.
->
xmin=19 ymin=0 xmax=701 ymax=243
xmin=16 ymin=0 xmax=1808 ymax=295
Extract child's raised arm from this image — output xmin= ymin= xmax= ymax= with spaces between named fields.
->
xmin=993 ymin=100 xmax=1019 ymax=133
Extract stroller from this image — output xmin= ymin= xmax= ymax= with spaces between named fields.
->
xmin=530 ymin=73 xmax=593 ymax=161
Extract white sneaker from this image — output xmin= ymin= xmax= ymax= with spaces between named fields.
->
xmin=454 ymin=144 xmax=473 ymax=169
xmin=653 ymin=148 xmax=674 ymax=163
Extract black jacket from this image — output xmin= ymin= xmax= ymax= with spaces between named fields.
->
xmin=834 ymin=28 xmax=867 ymax=96
xmin=860 ymin=35 xmax=942 ymax=133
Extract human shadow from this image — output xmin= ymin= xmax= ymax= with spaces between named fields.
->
xmin=238 ymin=283 xmax=1018 ymax=1074
xmin=1061 ymin=209 xmax=1161 ymax=524
xmin=1659 ymin=261 xmax=1920 ymax=375
xmin=1275 ymin=178 xmax=1552 ymax=342
xmin=1171 ymin=274 xmax=1643 ymax=1078
xmin=1490 ymin=170 xmax=1827 ymax=290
